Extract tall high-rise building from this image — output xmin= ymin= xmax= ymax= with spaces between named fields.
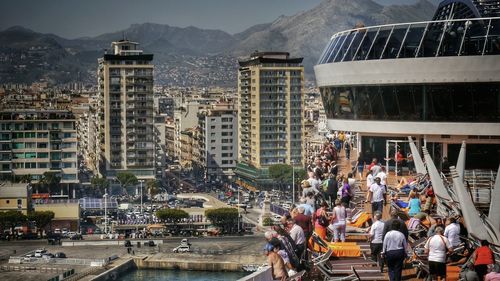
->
xmin=97 ymin=40 xmax=155 ymax=179
xmin=235 ymin=52 xmax=304 ymax=190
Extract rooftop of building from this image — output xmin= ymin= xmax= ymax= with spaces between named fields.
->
xmin=0 ymin=182 xmax=29 ymax=198
xmin=0 ymin=109 xmax=75 ymax=120
xmin=238 ymin=51 xmax=303 ymax=67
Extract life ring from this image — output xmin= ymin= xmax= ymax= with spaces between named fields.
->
xmin=109 ymin=271 xmax=117 ymax=281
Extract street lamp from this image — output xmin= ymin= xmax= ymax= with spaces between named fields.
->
xmin=292 ymin=164 xmax=295 ymax=205
xmin=103 ymin=190 xmax=108 ymax=234
xmin=139 ymin=180 xmax=144 ymax=214
xmin=237 ymin=185 xmax=240 ymax=233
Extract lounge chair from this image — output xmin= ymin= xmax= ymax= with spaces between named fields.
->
xmin=286 ymin=270 xmax=306 ymax=281
xmin=351 ymin=266 xmax=387 ymax=281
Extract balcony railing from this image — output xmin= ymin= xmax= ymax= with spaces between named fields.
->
xmin=318 ymin=16 xmax=500 ymax=64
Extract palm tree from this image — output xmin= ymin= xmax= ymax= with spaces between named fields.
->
xmin=146 ymin=179 xmax=159 ymax=206
xmin=39 ymin=172 xmax=61 ymax=195
xmin=90 ymin=176 xmax=110 ymax=197
xmin=116 ymin=172 xmax=138 ymax=195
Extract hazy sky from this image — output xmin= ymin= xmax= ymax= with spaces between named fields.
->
xmin=0 ymin=0 xmax=426 ymax=38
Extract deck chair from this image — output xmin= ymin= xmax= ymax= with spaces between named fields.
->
xmin=318 ymin=260 xmax=381 ymax=276
xmin=286 ymin=270 xmax=306 ymax=281
xmin=348 ymin=212 xmax=371 ymax=228
xmin=311 ymin=248 xmax=333 ymax=266
xmin=316 ymin=261 xmax=356 ymax=280
xmin=351 ymin=266 xmax=386 ymax=281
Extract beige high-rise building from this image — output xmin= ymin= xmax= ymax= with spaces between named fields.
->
xmin=235 ymin=52 xmax=304 ymax=190
xmin=97 ymin=40 xmax=155 ymax=179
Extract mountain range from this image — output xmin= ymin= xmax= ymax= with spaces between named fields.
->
xmin=0 ymin=0 xmax=436 ymax=86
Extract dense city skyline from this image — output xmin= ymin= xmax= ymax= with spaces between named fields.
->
xmin=0 ymin=0 xmax=432 ymax=38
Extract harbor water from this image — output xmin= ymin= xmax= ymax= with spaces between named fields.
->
xmin=121 ymin=269 xmax=248 ymax=281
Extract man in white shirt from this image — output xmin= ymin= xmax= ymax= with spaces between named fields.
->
xmin=382 ymin=220 xmax=408 ymax=281
xmin=425 ymin=227 xmax=451 ymax=281
xmin=369 ymin=211 xmax=385 ymax=270
xmin=444 ymin=217 xmax=461 ymax=248
xmin=367 ymin=177 xmax=386 ymax=216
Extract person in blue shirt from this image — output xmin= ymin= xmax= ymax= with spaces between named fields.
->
xmin=407 ymin=192 xmax=421 ymax=217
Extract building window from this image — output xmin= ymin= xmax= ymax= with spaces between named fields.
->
xmin=37 ymin=153 xmax=48 ymax=158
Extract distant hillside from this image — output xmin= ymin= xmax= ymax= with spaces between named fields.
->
xmin=230 ymin=0 xmax=436 ymax=71
xmin=0 ymin=0 xmax=435 ymax=85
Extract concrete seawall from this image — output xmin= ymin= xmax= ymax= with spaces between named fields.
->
xmin=89 ymin=258 xmax=136 ymax=281
xmin=134 ymin=253 xmax=265 ymax=272
xmin=87 ymin=253 xmax=264 ymax=280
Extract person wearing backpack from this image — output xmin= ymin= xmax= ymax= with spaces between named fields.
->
xmin=324 ymin=173 xmax=338 ymax=207
xmin=424 ymin=226 xmax=452 ymax=281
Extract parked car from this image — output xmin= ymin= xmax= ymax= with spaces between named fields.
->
xmin=54 ymin=252 xmax=66 ymax=258
xmin=172 ymin=245 xmax=190 ymax=253
xmin=70 ymin=233 xmax=83 ymax=240
xmin=47 ymin=233 xmax=61 ymax=245
xmin=42 ymin=253 xmax=55 ymax=259
xmin=34 ymin=249 xmax=47 ymax=257
xmin=180 ymin=239 xmax=191 ymax=246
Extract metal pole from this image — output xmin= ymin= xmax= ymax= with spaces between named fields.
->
xmin=140 ymin=180 xmax=143 ymax=214
xmin=292 ymin=165 xmax=295 ymax=205
xmin=237 ymin=185 xmax=240 ymax=233
xmin=104 ymin=191 xmax=107 ymax=234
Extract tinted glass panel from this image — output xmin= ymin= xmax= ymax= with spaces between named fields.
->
xmin=354 ymin=29 xmax=378 ymax=60
xmin=342 ymin=31 xmax=362 ymax=61
xmin=439 ymin=21 xmax=467 ymax=56
xmin=461 ymin=20 xmax=488 ymax=56
xmin=485 ymin=19 xmax=500 ymax=55
xmin=382 ymin=25 xmax=409 ymax=59
xmin=320 ymin=83 xmax=500 ymax=122
xmin=367 ymin=28 xmax=391 ymax=60
xmin=325 ymin=35 xmax=346 ymax=63
xmin=418 ymin=22 xmax=445 ymax=57
xmin=319 ymin=38 xmax=336 ymax=64
xmin=335 ymin=32 xmax=356 ymax=62
xmin=399 ymin=23 xmax=427 ymax=58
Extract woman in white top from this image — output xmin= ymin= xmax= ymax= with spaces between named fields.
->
xmin=329 ymin=199 xmax=348 ymax=242
xmin=366 ymin=170 xmax=374 ymax=190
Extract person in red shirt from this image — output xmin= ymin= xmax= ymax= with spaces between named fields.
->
xmin=473 ymin=240 xmax=495 ymax=281
xmin=367 ymin=158 xmax=377 ymax=171
xmin=293 ymin=206 xmax=312 ymax=240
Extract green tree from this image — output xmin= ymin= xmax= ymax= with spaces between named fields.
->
xmin=39 ymin=171 xmax=61 ymax=194
xmin=17 ymin=174 xmax=33 ymax=184
xmin=269 ymin=164 xmax=292 ymax=191
xmin=28 ymin=211 xmax=54 ymax=235
xmin=205 ymin=208 xmax=239 ymax=234
xmin=91 ymin=176 xmax=110 ymax=197
xmin=116 ymin=172 xmax=138 ymax=195
xmin=3 ymin=210 xmax=28 ymax=233
xmin=263 ymin=217 xmax=274 ymax=226
xmin=156 ymin=209 xmax=189 ymax=223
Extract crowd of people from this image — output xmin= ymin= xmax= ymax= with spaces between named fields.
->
xmin=260 ymin=132 xmax=499 ymax=281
